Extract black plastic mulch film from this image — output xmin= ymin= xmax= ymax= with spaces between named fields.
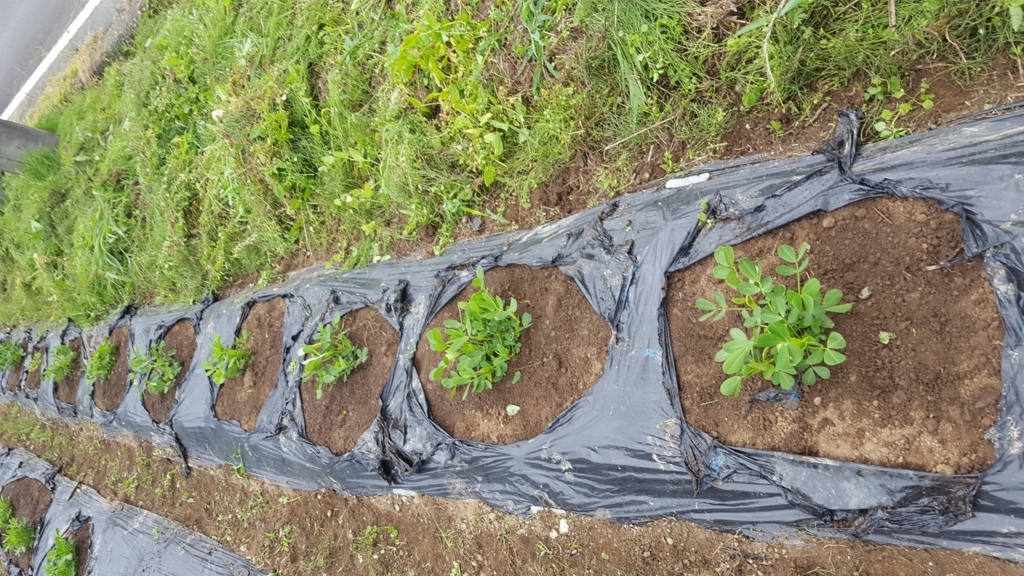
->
xmin=0 ymin=446 xmax=266 ymax=575
xmin=1 ymin=109 xmax=1024 ymax=570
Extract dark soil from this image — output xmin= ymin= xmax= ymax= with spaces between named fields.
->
xmin=142 ymin=320 xmax=196 ymax=424
xmin=71 ymin=520 xmax=91 ymax=576
xmin=215 ymin=298 xmax=287 ymax=432
xmin=414 ymin=266 xmax=611 ymax=444
xmin=1 ymin=404 xmax=1022 ymax=576
xmin=5 ymin=343 xmax=26 ymax=392
xmin=92 ymin=326 xmax=131 ymax=412
xmin=301 ymin=307 xmax=399 ymax=455
xmin=0 ymin=477 xmax=53 ymax=573
xmin=668 ymin=197 xmax=1002 ymax=474
xmin=54 ymin=339 xmax=84 ymax=405
xmin=24 ymin=351 xmax=42 ymax=391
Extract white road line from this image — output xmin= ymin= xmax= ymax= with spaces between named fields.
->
xmin=1 ymin=0 xmax=105 ymax=121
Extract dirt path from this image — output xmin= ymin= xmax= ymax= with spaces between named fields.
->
xmin=0 ymin=405 xmax=1018 ymax=575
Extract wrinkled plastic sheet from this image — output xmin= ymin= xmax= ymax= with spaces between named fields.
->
xmin=2 ymin=108 xmax=1024 ymax=563
xmin=0 ymin=445 xmax=267 ymax=575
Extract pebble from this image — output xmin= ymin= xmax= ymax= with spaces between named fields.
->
xmin=549 ymin=529 xmax=558 ymax=539
xmin=923 ymin=418 xmax=939 ymax=433
xmin=935 ymin=464 xmax=954 ymax=475
xmin=859 ymin=287 xmax=872 ymax=300
xmin=914 ymin=213 xmax=928 ymax=223
xmin=666 ymin=537 xmax=674 ymax=546
xmin=975 ymin=391 xmax=1000 ymax=409
xmin=821 ymin=216 xmax=836 ymax=229
xmin=854 ymin=208 xmax=868 ymax=218
xmin=891 ymin=390 xmax=907 ymax=405
xmin=559 ymin=519 xmax=569 ymax=534
xmin=813 ymin=396 xmax=822 ymax=406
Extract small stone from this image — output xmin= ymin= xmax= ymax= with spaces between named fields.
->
xmin=394 ymin=504 xmax=400 ymax=512
xmin=859 ymin=286 xmax=872 ymax=300
xmin=974 ymin=320 xmax=989 ymax=330
xmin=559 ymin=519 xmax=569 ymax=534
xmin=975 ymin=391 xmax=1000 ymax=409
xmin=666 ymin=537 xmax=674 ymax=546
xmin=813 ymin=396 xmax=822 ymax=406
xmin=872 ymin=400 xmax=878 ymax=407
xmin=821 ymin=216 xmax=836 ymax=229
xmin=549 ymin=529 xmax=558 ymax=540
xmin=855 ymin=208 xmax=868 ymax=218
xmin=891 ymin=390 xmax=907 ymax=405
xmin=914 ymin=213 xmax=928 ymax=223
xmin=935 ymin=464 xmax=954 ymax=475
xmin=924 ymin=418 xmax=939 ymax=433
xmin=488 ymin=513 xmax=496 ymax=521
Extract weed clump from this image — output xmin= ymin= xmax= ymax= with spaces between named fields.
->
xmin=300 ymin=317 xmax=368 ymax=399
xmin=427 ymin=266 xmax=531 ymax=399
xmin=0 ymin=496 xmax=36 ymax=557
xmin=203 ymin=331 xmax=253 ymax=386
xmin=696 ymin=243 xmax=850 ymax=397
xmin=130 ymin=341 xmax=181 ymax=395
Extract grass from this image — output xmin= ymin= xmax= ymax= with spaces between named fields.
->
xmin=0 ymin=0 xmax=1019 ymax=327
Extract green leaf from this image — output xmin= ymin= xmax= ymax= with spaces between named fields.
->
xmin=825 ymin=303 xmax=852 ymax=313
xmin=1012 ymin=4 xmax=1023 ymax=31
xmin=805 ymin=349 xmax=824 ymax=365
xmin=754 ymin=333 xmax=784 ymax=347
xmin=713 ymin=292 xmax=727 ymax=307
xmin=483 ymin=165 xmax=496 ymax=186
xmin=767 ymin=321 xmax=789 ymax=340
xmin=812 ymin=366 xmax=831 ymax=379
xmin=802 ymin=369 xmax=817 ymax=386
xmin=713 ymin=265 xmax=732 ymax=279
xmin=720 ymin=376 xmax=742 ymax=397
xmin=823 ymin=289 xmax=843 ymax=307
xmin=512 ymin=371 xmax=522 ymax=384
xmin=801 ymin=278 xmax=820 ymax=297
xmin=696 ymin=299 xmax=716 ymax=311
xmin=735 ymin=282 xmax=760 ymax=296
xmin=714 ymin=245 xmax=735 ymax=268
xmin=776 ymin=264 xmax=798 ymax=276
xmin=777 ymin=245 xmax=797 ymax=263
xmin=777 ymin=371 xmax=795 ymax=389
xmin=729 ymin=328 xmax=748 ymax=342
xmin=722 ymin=350 xmax=748 ymax=374
xmin=827 ymin=332 xmax=847 ymax=349
xmin=429 ymin=364 xmax=445 ymax=380
xmin=738 ymin=258 xmax=760 ymax=282
xmin=699 ymin=311 xmax=715 ymax=321
xmin=823 ymin=349 xmax=846 ymax=366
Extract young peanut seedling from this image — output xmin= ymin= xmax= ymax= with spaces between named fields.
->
xmin=42 ymin=529 xmax=77 ymax=576
xmin=44 ymin=344 xmax=78 ymax=383
xmin=203 ymin=330 xmax=254 ymax=386
xmin=85 ymin=337 xmax=118 ymax=385
xmin=130 ymin=341 xmax=182 ymax=395
xmin=0 ymin=341 xmax=24 ymax=370
xmin=300 ymin=316 xmax=368 ymax=399
xmin=427 ymin=266 xmax=531 ymax=399
xmin=696 ymin=243 xmax=851 ymax=397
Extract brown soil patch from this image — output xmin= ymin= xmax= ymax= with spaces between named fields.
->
xmin=0 ymin=477 xmax=53 ymax=573
xmin=142 ymin=319 xmax=196 ymax=424
xmin=668 ymin=197 xmax=1002 ymax=474
xmin=54 ymin=339 xmax=84 ymax=405
xmin=0 ymin=404 xmax=1021 ymax=576
xmin=414 ymin=266 xmax=610 ymax=444
xmin=300 ymin=307 xmax=398 ymax=455
xmin=24 ymin=350 xmax=43 ymax=391
xmin=5 ymin=343 xmax=27 ymax=392
xmin=70 ymin=520 xmax=91 ymax=576
xmin=92 ymin=326 xmax=130 ymax=412
xmin=215 ymin=298 xmax=286 ymax=432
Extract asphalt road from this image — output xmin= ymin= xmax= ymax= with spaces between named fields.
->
xmin=0 ymin=0 xmax=90 ymax=113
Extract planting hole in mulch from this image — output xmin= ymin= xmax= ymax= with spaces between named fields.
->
xmin=5 ymin=343 xmax=27 ymax=392
xmin=0 ymin=477 xmax=53 ymax=573
xmin=300 ymin=306 xmax=398 ymax=456
xmin=24 ymin=348 xmax=43 ymax=391
xmin=92 ymin=326 xmax=131 ymax=412
xmin=69 ymin=520 xmax=91 ymax=576
xmin=667 ymin=197 xmax=1002 ymax=475
xmin=215 ymin=297 xmax=287 ymax=432
xmin=142 ymin=319 xmax=196 ymax=424
xmin=414 ymin=266 xmax=611 ymax=444
xmin=54 ymin=339 xmax=84 ymax=406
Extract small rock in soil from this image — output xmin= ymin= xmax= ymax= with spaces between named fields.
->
xmin=855 ymin=208 xmax=868 ymax=218
xmin=891 ymin=390 xmax=907 ymax=405
xmin=935 ymin=464 xmax=954 ymax=475
xmin=924 ymin=418 xmax=939 ymax=433
xmin=914 ymin=213 xmax=929 ymax=223
xmin=559 ymin=519 xmax=569 ymax=534
xmin=859 ymin=286 xmax=872 ymax=300
xmin=813 ymin=397 xmax=822 ymax=406
xmin=549 ymin=529 xmax=558 ymax=539
xmin=975 ymin=391 xmax=1000 ymax=409
xmin=821 ymin=216 xmax=836 ymax=229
